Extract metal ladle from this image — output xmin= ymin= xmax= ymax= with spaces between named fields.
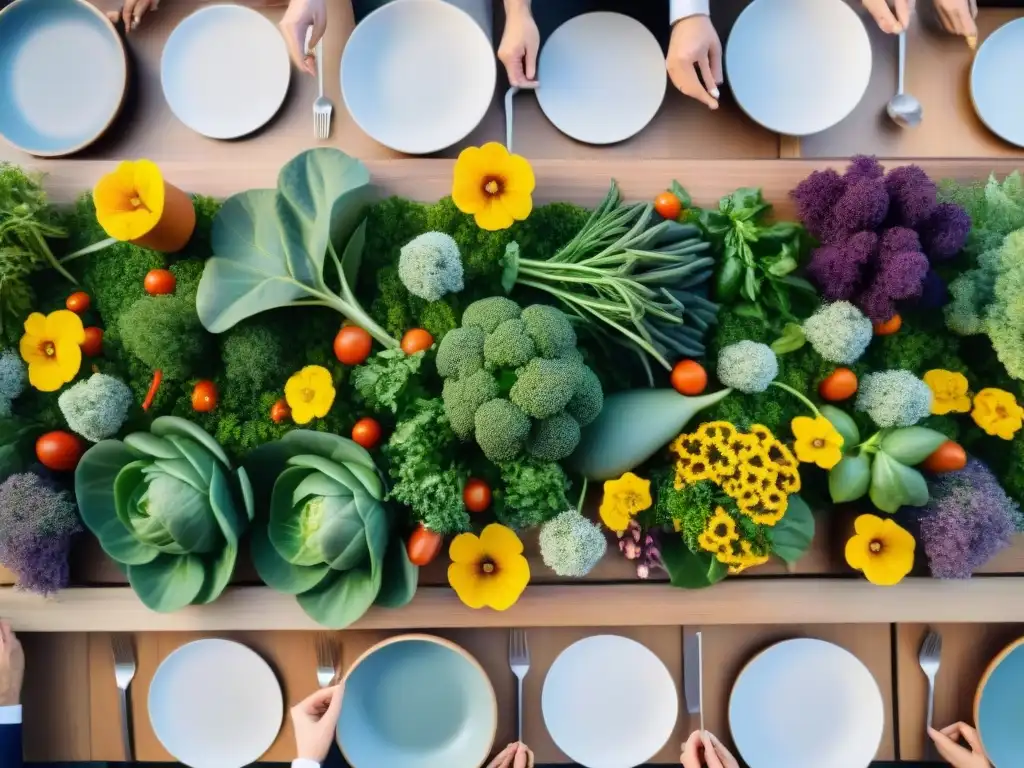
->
xmin=887 ymin=30 xmax=923 ymax=127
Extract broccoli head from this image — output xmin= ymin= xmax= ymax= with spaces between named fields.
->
xmin=510 ymin=358 xmax=583 ymax=419
xmin=484 ymin=319 xmax=536 ymax=369
xmin=462 ymin=296 xmax=522 ymax=333
xmin=566 ymin=366 xmax=604 ymax=426
xmin=436 ymin=325 xmax=485 ymax=380
xmin=398 ymin=231 xmax=465 ymax=302
xmin=443 ymin=369 xmax=498 ymax=439
xmin=527 ymin=411 xmax=581 ymax=461
xmin=475 ymin=398 xmax=531 ymax=462
xmin=521 ymin=304 xmax=577 ymax=358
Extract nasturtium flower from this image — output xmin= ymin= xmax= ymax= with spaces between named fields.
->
xmin=284 ymin=365 xmax=336 ymax=425
xmin=19 ymin=310 xmax=85 ymax=392
xmin=972 ymin=388 xmax=1024 ymax=440
xmin=448 ymin=523 xmax=530 ymax=611
xmin=790 ymin=416 xmax=844 ymax=469
xmin=923 ymin=369 xmax=971 ymax=415
xmin=845 ymin=514 xmax=915 ymax=586
xmin=93 ymin=159 xmax=165 ymax=241
xmin=452 ymin=142 xmax=535 ymax=231
xmin=598 ymin=471 xmax=653 ymax=533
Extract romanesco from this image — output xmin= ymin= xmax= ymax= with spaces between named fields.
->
xmin=398 ymin=231 xmax=464 ymax=302
xmin=717 ymin=341 xmax=778 ymax=393
xmin=802 ymin=301 xmax=873 ymax=364
xmin=539 ymin=508 xmax=608 ymax=577
xmin=856 ymin=370 xmax=933 ymax=428
xmin=57 ymin=373 xmax=133 ymax=442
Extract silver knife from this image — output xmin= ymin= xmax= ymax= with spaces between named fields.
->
xmin=683 ymin=628 xmax=703 ymax=729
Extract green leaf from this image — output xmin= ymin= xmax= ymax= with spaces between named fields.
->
xmin=151 ymin=417 xmax=232 ymax=471
xmin=296 ymin=566 xmax=382 ymax=629
xmin=251 ymin=519 xmax=330 ymax=595
xmin=870 ymin=451 xmax=929 ymax=513
xmin=778 ymin=275 xmax=818 ymax=294
xmin=340 ymin=219 xmax=366 ymax=291
xmin=0 ymin=418 xmax=40 ymax=483
xmin=660 ymin=536 xmax=729 ymax=588
xmin=820 ymin=405 xmax=860 ymax=450
xmin=281 ymin=430 xmax=376 ymax=471
xmin=352 ymin=348 xmax=426 ymax=416
xmin=741 ymin=267 xmax=760 ymax=302
xmin=715 ymin=254 xmax=744 ymax=301
xmin=765 ymin=251 xmax=799 ymax=277
xmin=127 ymin=553 xmax=206 ymax=612
xmin=501 ymin=242 xmax=521 ymax=294
xmin=375 ymin=536 xmax=418 ymax=608
xmin=771 ymin=323 xmax=807 ymax=355
xmin=192 ymin=544 xmax=239 ymax=605
xmin=670 ymin=180 xmax=693 ymax=209
xmin=771 ymin=495 xmax=815 ymax=564
xmin=829 ymin=454 xmax=872 ymax=503
xmin=879 ymin=427 xmax=949 ymax=466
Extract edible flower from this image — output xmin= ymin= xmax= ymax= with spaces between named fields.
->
xmin=448 ymin=523 xmax=530 ymax=610
xmin=923 ymin=369 xmax=971 ymax=415
xmin=283 ymin=365 xmax=336 ymax=425
xmin=844 ymin=514 xmax=915 ymax=586
xmin=93 ymin=159 xmax=165 ymax=242
xmin=790 ymin=415 xmax=844 ymax=469
xmin=19 ymin=310 xmax=85 ymax=392
xmin=452 ymin=143 xmax=535 ymax=231
xmin=599 ymin=471 xmax=652 ymax=534
xmin=971 ymin=388 xmax=1024 ymax=440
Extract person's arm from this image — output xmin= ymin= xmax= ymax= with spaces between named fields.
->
xmin=0 ymin=621 xmax=23 ymax=768
xmin=670 ymin=0 xmax=711 ymax=23
xmin=0 ymin=705 xmax=23 ymax=768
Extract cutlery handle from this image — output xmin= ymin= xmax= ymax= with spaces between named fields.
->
xmin=118 ymin=688 xmax=133 ymax=761
xmin=517 ymin=677 xmax=523 ymax=742
xmin=926 ymin=679 xmax=935 ymax=733
xmin=897 ymin=31 xmax=906 ymax=95
xmin=316 ymin=38 xmax=325 ymax=99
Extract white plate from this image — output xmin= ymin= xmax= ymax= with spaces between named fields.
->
xmin=971 ymin=18 xmax=1024 ymax=148
xmin=536 ymin=12 xmax=666 ymax=145
xmin=729 ymin=638 xmax=884 ymax=768
xmin=161 ymin=4 xmax=290 ymax=139
xmin=341 ymin=0 xmax=496 ymax=155
xmin=148 ymin=638 xmax=284 ymax=768
xmin=726 ymin=0 xmax=872 ymax=136
xmin=542 ymin=635 xmax=678 ymax=768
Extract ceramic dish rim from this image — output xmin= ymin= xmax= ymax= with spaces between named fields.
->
xmin=339 ymin=0 xmax=497 ymax=155
xmin=336 ymin=632 xmax=499 ymax=768
xmin=534 ymin=11 xmax=667 ymax=146
xmin=724 ymin=0 xmax=872 ymax=137
xmin=147 ymin=636 xmax=284 ymax=767
xmin=159 ymin=2 xmax=291 ymax=141
xmin=973 ymin=634 xmax=1024 ymax=761
xmin=0 ymin=0 xmax=128 ymax=157
xmin=969 ymin=17 xmax=1024 ymax=149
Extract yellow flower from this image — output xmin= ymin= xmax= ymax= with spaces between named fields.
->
xmin=791 ymin=416 xmax=844 ymax=469
xmin=599 ymin=471 xmax=653 ymax=533
xmin=749 ymin=424 xmax=774 ymax=444
xmin=923 ymin=369 xmax=972 ymax=415
xmin=695 ymin=421 xmax=737 ymax=444
xmin=448 ymin=524 xmax=530 ymax=611
xmin=93 ymin=159 xmax=165 ymax=241
xmin=680 ymin=454 xmax=715 ymax=485
xmin=972 ymin=388 xmax=1024 ymax=440
xmin=671 ymin=434 xmax=706 ymax=459
xmin=765 ymin=439 xmax=798 ymax=473
xmin=728 ymin=541 xmax=771 ymax=574
xmin=452 ymin=143 xmax=535 ymax=231
xmin=845 ymin=514 xmax=915 ymax=586
xmin=19 ymin=310 xmax=85 ymax=392
xmin=284 ymin=365 xmax=336 ymax=425
xmin=774 ymin=467 xmax=802 ymax=495
xmin=704 ymin=507 xmax=739 ymax=545
xmin=747 ymin=489 xmax=788 ymax=525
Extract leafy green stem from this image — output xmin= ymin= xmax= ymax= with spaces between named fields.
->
xmin=770 ymin=381 xmax=822 ymax=418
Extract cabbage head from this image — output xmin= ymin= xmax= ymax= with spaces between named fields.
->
xmin=75 ymin=417 xmax=254 ymax=612
xmin=244 ymin=430 xmax=417 ymax=628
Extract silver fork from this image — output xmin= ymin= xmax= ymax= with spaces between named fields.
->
xmin=509 ymin=629 xmax=530 ymax=742
xmin=316 ymin=633 xmax=338 ymax=688
xmin=309 ymin=26 xmax=332 ymax=140
xmin=919 ymin=629 xmax=942 ymax=752
xmin=111 ymin=634 xmax=137 ymax=762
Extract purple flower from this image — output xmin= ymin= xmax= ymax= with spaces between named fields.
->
xmin=617 ymin=519 xmax=664 ymax=580
xmin=843 ymin=155 xmax=885 ymax=185
xmin=791 ymin=168 xmax=846 ymax=242
xmin=826 ymin=178 xmax=890 ymax=244
xmin=807 ymin=231 xmax=877 ymax=301
xmin=884 ymin=165 xmax=938 ymax=229
xmin=879 ymin=226 xmax=922 ymax=258
xmin=919 ymin=202 xmax=971 ymax=261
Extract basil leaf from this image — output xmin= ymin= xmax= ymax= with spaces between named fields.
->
xmin=716 ymin=255 xmax=744 ymax=301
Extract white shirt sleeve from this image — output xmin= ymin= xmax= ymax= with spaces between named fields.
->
xmin=291 ymin=759 xmax=319 ymax=768
xmin=0 ymin=706 xmax=22 ymax=725
xmin=670 ymin=0 xmax=711 ymax=23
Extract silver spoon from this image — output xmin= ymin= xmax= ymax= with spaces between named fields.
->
xmin=887 ymin=30 xmax=923 ymax=127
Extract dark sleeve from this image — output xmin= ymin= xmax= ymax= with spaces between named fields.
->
xmin=0 ymin=722 xmax=23 ymax=768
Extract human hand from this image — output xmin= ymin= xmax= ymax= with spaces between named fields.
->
xmin=679 ymin=730 xmax=740 ymax=768
xmin=0 ymin=621 xmax=25 ymax=708
xmin=279 ymin=0 xmax=327 ymax=76
xmin=105 ymin=0 xmax=160 ymax=33
xmin=667 ymin=16 xmax=723 ymax=110
xmin=290 ymin=684 xmax=343 ymax=763
xmin=928 ymin=723 xmax=992 ymax=768
xmin=931 ymin=0 xmax=978 ymax=47
xmin=498 ymin=0 xmax=540 ymax=88
xmin=486 ymin=742 xmax=535 ymax=768
xmin=862 ymin=0 xmax=916 ymax=34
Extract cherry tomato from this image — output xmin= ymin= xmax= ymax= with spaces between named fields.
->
xmin=333 ymin=326 xmax=373 ymax=365
xmin=818 ymin=368 xmax=858 ymax=402
xmin=36 ymin=431 xmax=84 ymax=472
xmin=922 ymin=441 xmax=967 ymax=473
xmin=463 ymin=478 xmax=492 ymax=513
xmin=406 ymin=524 xmax=443 ymax=566
xmin=271 ymin=398 xmax=291 ymax=424
xmin=65 ymin=291 xmax=91 ymax=314
xmin=873 ymin=314 xmax=902 ymax=336
xmin=654 ymin=191 xmax=683 ymax=220
xmin=351 ymin=417 xmax=382 ymax=450
xmin=144 ymin=268 xmax=177 ymax=296
xmin=401 ymin=328 xmax=434 ymax=355
xmin=81 ymin=326 xmax=104 ymax=357
xmin=671 ymin=359 xmax=707 ymax=395
xmin=191 ymin=380 xmax=218 ymax=413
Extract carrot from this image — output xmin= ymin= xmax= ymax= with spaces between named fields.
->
xmin=142 ymin=370 xmax=163 ymax=411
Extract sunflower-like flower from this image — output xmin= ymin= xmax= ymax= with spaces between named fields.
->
xmin=727 ymin=541 xmax=771 ymax=574
xmin=695 ymin=421 xmax=737 ymax=445
xmin=452 ymin=143 xmax=535 ymax=231
xmin=765 ymin=439 xmax=798 ymax=473
xmin=697 ymin=506 xmax=739 ymax=550
xmin=19 ymin=310 xmax=85 ymax=392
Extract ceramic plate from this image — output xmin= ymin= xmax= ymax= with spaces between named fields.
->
xmin=338 ymin=634 xmax=497 ymax=768
xmin=730 ymin=638 xmax=884 ymax=768
xmin=542 ymin=635 xmax=678 ymax=768
xmin=341 ymin=0 xmax=496 ymax=155
xmin=726 ymin=0 xmax=872 ymax=136
xmin=975 ymin=637 xmax=1024 ymax=766
xmin=971 ymin=19 xmax=1024 ymax=148
xmin=148 ymin=638 xmax=284 ymax=768
xmin=0 ymin=0 xmax=126 ymax=156
xmin=161 ymin=4 xmax=290 ymax=140
xmin=536 ymin=12 xmax=666 ymax=145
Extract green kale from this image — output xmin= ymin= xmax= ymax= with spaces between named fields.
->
xmin=495 ymin=456 xmax=570 ymax=530
xmin=352 ymin=348 xmax=426 ymax=415
xmin=119 ymin=295 xmax=211 ymax=381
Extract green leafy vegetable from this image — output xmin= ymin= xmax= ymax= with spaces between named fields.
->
xmin=659 ymin=536 xmax=728 ymax=589
xmin=353 ymin=348 xmax=426 ymax=415
xmin=770 ymin=495 xmax=815 ymax=564
xmin=869 ymin=450 xmax=929 ymax=513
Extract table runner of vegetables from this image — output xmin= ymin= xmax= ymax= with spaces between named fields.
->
xmin=1 ymin=145 xmax=1023 ymax=626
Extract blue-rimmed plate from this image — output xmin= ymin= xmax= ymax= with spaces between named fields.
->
xmin=0 ymin=0 xmax=127 ymax=156
xmin=976 ymin=637 xmax=1024 ymax=766
xmin=338 ymin=634 xmax=497 ymax=768
xmin=971 ymin=19 xmax=1024 ymax=148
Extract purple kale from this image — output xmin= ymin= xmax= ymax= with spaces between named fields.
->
xmin=879 ymin=226 xmax=922 ymax=258
xmin=828 ymin=177 xmax=889 ymax=243
xmin=791 ymin=168 xmax=846 ymax=242
xmin=918 ymin=458 xmax=1022 ymax=579
xmin=807 ymin=231 xmax=877 ymax=301
xmin=843 ymin=155 xmax=885 ymax=185
xmin=884 ymin=165 xmax=938 ymax=229
xmin=919 ymin=202 xmax=971 ymax=260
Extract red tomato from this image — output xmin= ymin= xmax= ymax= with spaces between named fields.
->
xmin=819 ymin=368 xmax=858 ymax=402
xmin=401 ymin=328 xmax=434 ymax=355
xmin=333 ymin=326 xmax=373 ymax=365
xmin=406 ymin=524 xmax=443 ymax=566
xmin=191 ymin=380 xmax=218 ymax=412
xmin=81 ymin=327 xmax=104 ymax=357
xmin=144 ymin=268 xmax=176 ymax=296
xmin=922 ymin=441 xmax=967 ymax=473
xmin=36 ymin=431 xmax=84 ymax=472
xmin=270 ymin=398 xmax=291 ymax=424
xmin=351 ymin=417 xmax=382 ymax=450
xmin=463 ymin=477 xmax=492 ymax=512
xmin=654 ymin=191 xmax=683 ymax=220
xmin=671 ymin=359 xmax=707 ymax=395
xmin=65 ymin=291 xmax=91 ymax=314
xmin=873 ymin=314 xmax=902 ymax=336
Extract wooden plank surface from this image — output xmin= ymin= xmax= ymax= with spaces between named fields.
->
xmin=19 ymin=633 xmax=93 ymax=762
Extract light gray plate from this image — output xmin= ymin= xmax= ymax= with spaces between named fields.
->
xmin=971 ymin=18 xmax=1024 ymax=149
xmin=0 ymin=0 xmax=126 ymax=156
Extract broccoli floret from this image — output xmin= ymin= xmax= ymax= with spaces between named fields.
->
xmin=119 ymin=295 xmax=210 ymax=380
xmin=58 ymin=373 xmax=133 ymax=442
xmin=435 ymin=325 xmax=485 ymax=380
xmin=856 ymin=370 xmax=933 ymax=428
xmin=521 ymin=304 xmax=577 ymax=359
xmin=527 ymin=411 xmax=581 ymax=461
xmin=474 ymin=398 xmax=531 ymax=462
xmin=0 ymin=350 xmax=26 ymax=400
xmin=484 ymin=319 xmax=536 ymax=369
xmin=509 ymin=358 xmax=583 ymax=419
xmin=462 ymin=296 xmax=521 ymax=333
xmin=221 ymin=323 xmax=287 ymax=397
xmin=419 ymin=301 xmax=459 ymax=341
xmin=717 ymin=341 xmax=778 ymax=394
xmin=496 ymin=457 xmax=570 ymax=529
xmin=802 ymin=301 xmax=873 ymax=364
xmin=566 ymin=366 xmax=604 ymax=427
xmin=539 ymin=508 xmax=607 ymax=577
xmin=398 ymin=231 xmax=465 ymax=302
xmin=442 ymin=369 xmax=499 ymax=439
